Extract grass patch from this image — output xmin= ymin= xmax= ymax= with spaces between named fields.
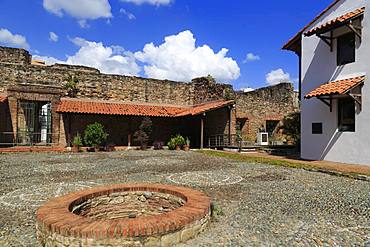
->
xmin=197 ymin=150 xmax=370 ymax=180
xmin=197 ymin=150 xmax=309 ymax=169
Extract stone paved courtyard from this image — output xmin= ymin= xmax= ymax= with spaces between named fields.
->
xmin=0 ymin=150 xmax=369 ymax=246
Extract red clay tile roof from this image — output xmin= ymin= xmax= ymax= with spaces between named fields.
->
xmin=305 ymin=76 xmax=365 ymax=99
xmin=176 ymin=100 xmax=234 ymax=117
xmin=56 ymin=98 xmax=234 ymax=117
xmin=305 ymin=7 xmax=365 ymax=37
xmin=283 ymin=0 xmax=341 ymax=51
xmin=0 ymin=95 xmax=7 ymax=103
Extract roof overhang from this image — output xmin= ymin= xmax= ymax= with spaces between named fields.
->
xmin=304 ymin=76 xmax=365 ymax=111
xmin=304 ymin=7 xmax=365 ymax=37
xmin=56 ymin=98 xmax=235 ymax=118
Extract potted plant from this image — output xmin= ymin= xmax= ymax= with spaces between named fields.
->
xmin=167 ymin=138 xmax=176 ymax=150
xmin=183 ymin=137 xmax=190 ymax=151
xmin=167 ymin=134 xmax=186 ymax=151
xmin=153 ymin=141 xmax=164 ymax=150
xmin=83 ymin=122 xmax=108 ymax=152
xmin=72 ymin=134 xmax=83 ymax=153
xmin=106 ymin=143 xmax=116 ymax=152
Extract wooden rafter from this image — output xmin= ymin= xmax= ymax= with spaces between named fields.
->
xmin=346 ymin=20 xmax=362 ymax=41
xmin=317 ymin=97 xmax=333 ymax=112
xmin=317 ymin=32 xmax=333 ymax=51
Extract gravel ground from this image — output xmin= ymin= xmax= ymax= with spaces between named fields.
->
xmin=0 ymin=150 xmax=369 ymax=246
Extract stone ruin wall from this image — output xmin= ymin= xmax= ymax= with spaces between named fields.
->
xmin=0 ymin=47 xmax=31 ymax=65
xmin=0 ymin=46 xmax=230 ymax=106
xmin=0 ymin=46 xmax=299 ymax=141
xmin=235 ymin=83 xmax=299 ymax=140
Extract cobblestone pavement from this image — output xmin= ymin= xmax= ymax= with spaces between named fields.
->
xmin=0 ymin=150 xmax=369 ymax=246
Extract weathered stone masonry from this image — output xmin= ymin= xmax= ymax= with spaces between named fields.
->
xmin=0 ymin=46 xmax=298 ymax=147
xmin=235 ymin=83 xmax=299 ymax=140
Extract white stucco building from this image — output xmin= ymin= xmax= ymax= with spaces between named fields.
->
xmin=284 ymin=0 xmax=370 ymax=166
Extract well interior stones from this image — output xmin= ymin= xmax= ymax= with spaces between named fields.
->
xmin=71 ymin=191 xmax=186 ymax=220
xmin=36 ymin=184 xmax=211 ymax=247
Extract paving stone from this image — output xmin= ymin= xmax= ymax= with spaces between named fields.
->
xmin=0 ymin=150 xmax=368 ymax=246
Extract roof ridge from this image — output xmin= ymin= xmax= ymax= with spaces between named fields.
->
xmin=283 ymin=0 xmax=341 ymax=51
xmin=60 ymin=97 xmax=189 ymax=109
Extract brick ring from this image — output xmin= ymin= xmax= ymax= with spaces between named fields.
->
xmin=36 ymin=183 xmax=211 ymax=247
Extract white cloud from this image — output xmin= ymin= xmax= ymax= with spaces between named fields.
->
xmin=120 ymin=9 xmax=136 ymax=20
xmin=0 ymin=28 xmax=30 ymax=49
xmin=266 ymin=68 xmax=291 ymax=85
xmin=49 ymin=32 xmax=59 ymax=42
xmin=35 ymin=38 xmax=140 ymax=76
xmin=243 ymin=53 xmax=260 ymax=63
xmin=240 ymin=87 xmax=254 ymax=93
xmin=135 ymin=30 xmax=240 ymax=82
xmin=120 ymin=0 xmax=172 ymax=6
xmin=43 ymin=0 xmax=112 ymax=27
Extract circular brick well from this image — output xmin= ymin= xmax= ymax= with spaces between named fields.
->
xmin=36 ymin=184 xmax=211 ymax=247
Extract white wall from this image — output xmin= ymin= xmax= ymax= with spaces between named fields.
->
xmin=301 ymin=0 xmax=370 ymax=165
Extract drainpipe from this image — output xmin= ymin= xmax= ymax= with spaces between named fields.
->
xmin=299 ymin=53 xmax=302 ymax=101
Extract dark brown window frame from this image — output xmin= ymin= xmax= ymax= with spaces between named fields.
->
xmin=338 ymin=98 xmax=355 ymax=132
xmin=337 ymin=32 xmax=356 ymax=66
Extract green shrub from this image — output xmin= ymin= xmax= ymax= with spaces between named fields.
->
xmin=278 ymin=112 xmax=301 ymax=146
xmin=167 ymin=134 xmax=186 ymax=150
xmin=210 ymin=202 xmax=224 ymax=221
xmin=185 ymin=137 xmax=190 ymax=146
xmin=83 ymin=122 xmax=108 ymax=147
xmin=167 ymin=138 xmax=176 ymax=150
xmin=64 ymin=75 xmax=79 ymax=97
xmin=72 ymin=134 xmax=83 ymax=147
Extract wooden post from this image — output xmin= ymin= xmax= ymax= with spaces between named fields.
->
xmin=67 ymin=114 xmax=72 ymax=147
xmin=128 ymin=117 xmax=132 ymax=147
xmin=200 ymin=114 xmax=204 ymax=149
xmin=228 ymin=106 xmax=232 ymax=146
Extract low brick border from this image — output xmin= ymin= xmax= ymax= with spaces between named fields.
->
xmin=36 ymin=184 xmax=211 ymax=246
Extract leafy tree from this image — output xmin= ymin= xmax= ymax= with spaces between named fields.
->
xmin=134 ymin=117 xmax=153 ymax=150
xmin=279 ymin=112 xmax=301 ymax=146
xmin=83 ymin=122 xmax=108 ymax=148
xmin=64 ymin=75 xmax=79 ymax=97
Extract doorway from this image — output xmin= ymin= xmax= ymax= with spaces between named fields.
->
xmin=17 ymin=101 xmax=52 ymax=145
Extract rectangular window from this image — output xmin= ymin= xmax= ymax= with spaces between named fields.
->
xmin=312 ymin=123 xmax=323 ymax=134
xmin=338 ymin=98 xmax=355 ymax=132
xmin=337 ymin=32 xmax=355 ymax=66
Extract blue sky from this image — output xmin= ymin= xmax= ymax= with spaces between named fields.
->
xmin=0 ymin=0 xmax=333 ymax=90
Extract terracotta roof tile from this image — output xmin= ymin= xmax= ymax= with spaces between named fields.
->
xmin=305 ymin=7 xmax=365 ymax=37
xmin=176 ymin=100 xmax=234 ymax=117
xmin=305 ymin=76 xmax=365 ymax=99
xmin=56 ymin=98 xmax=234 ymax=118
xmin=0 ymin=95 xmax=7 ymax=103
